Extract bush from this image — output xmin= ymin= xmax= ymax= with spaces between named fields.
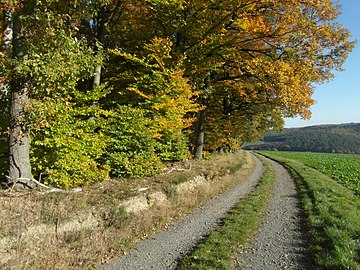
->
xmin=155 ymin=132 xmax=190 ymax=161
xmin=105 ymin=106 xmax=163 ymax=178
xmin=30 ymin=94 xmax=110 ymax=188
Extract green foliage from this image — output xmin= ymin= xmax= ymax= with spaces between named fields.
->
xmin=105 ymin=105 xmax=163 ymax=178
xmin=111 ymin=38 xmax=200 ymax=139
xmin=22 ymin=11 xmax=110 ymax=188
xmin=108 ymin=38 xmax=199 ymax=168
xmin=155 ymin=132 xmax=190 ymax=161
xmin=30 ymin=90 xmax=110 ymax=188
xmin=21 ymin=21 xmax=99 ymax=96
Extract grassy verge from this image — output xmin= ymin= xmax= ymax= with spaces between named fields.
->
xmin=177 ymin=156 xmax=276 ymax=270
xmin=260 ymin=151 xmax=360 ymax=270
xmin=0 ymin=151 xmax=254 ymax=269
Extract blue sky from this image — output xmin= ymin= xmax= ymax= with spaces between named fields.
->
xmin=285 ymin=0 xmax=360 ymax=128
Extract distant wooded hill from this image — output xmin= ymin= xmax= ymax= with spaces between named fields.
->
xmin=243 ymin=123 xmax=360 ymax=154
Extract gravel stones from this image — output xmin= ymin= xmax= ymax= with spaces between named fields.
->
xmin=100 ymin=156 xmax=264 ymax=270
xmin=236 ymin=158 xmax=309 ymax=270
xmin=100 ymin=156 xmax=310 ymax=270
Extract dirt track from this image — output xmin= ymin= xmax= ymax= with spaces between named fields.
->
xmin=236 ymin=158 xmax=309 ymax=269
xmin=100 ymin=155 xmax=309 ymax=270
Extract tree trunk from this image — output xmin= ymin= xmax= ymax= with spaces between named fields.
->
xmin=194 ymin=103 xmax=208 ymax=159
xmin=7 ymin=8 xmax=33 ymax=188
xmin=1 ymin=10 xmax=13 ymax=99
xmin=0 ymin=10 xmax=13 ymax=183
xmin=194 ymin=73 xmax=211 ymax=159
xmin=92 ymin=7 xmax=107 ymax=88
xmin=8 ymin=85 xmax=33 ymax=187
xmin=91 ymin=1 xmax=121 ymax=88
xmin=93 ymin=65 xmax=102 ymax=87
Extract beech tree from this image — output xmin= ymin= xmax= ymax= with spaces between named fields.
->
xmin=0 ymin=1 xmax=36 ymax=187
xmin=0 ymin=0 xmax=354 ymax=188
xmin=25 ymin=2 xmax=112 ymax=188
xmin=143 ymin=0 xmax=354 ymax=157
xmin=106 ymin=38 xmax=201 ymax=177
xmin=1 ymin=0 xmax=111 ymax=188
xmin=0 ymin=5 xmax=12 ymax=181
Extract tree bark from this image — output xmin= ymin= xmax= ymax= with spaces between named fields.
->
xmin=194 ymin=73 xmax=212 ymax=159
xmin=1 ymin=10 xmax=13 ymax=99
xmin=92 ymin=7 xmax=107 ymax=88
xmin=7 ymin=8 xmax=33 ymax=188
xmin=93 ymin=64 xmax=102 ymax=87
xmin=92 ymin=1 xmax=122 ymax=88
xmin=194 ymin=72 xmax=213 ymax=159
xmin=194 ymin=102 xmax=208 ymax=159
xmin=8 ymin=85 xmax=33 ymax=186
xmin=0 ymin=10 xmax=13 ymax=184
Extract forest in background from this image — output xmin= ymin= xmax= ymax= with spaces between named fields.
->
xmin=243 ymin=123 xmax=360 ymax=154
xmin=0 ymin=0 xmax=354 ymax=188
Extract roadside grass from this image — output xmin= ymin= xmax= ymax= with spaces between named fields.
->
xmin=0 ymin=151 xmax=254 ymax=269
xmin=260 ymin=151 xmax=360 ymax=270
xmin=177 ymin=156 xmax=276 ymax=270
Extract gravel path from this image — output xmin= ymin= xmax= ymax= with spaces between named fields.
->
xmin=236 ymin=158 xmax=309 ymax=270
xmin=100 ymin=156 xmax=309 ymax=270
xmin=100 ymin=156 xmax=264 ymax=270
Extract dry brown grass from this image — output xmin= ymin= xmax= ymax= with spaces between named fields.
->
xmin=0 ymin=151 xmax=254 ymax=269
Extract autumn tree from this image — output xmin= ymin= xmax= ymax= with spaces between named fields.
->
xmin=1 ymin=0 xmax=111 ymax=188
xmin=0 ymin=0 xmax=38 ymax=187
xmin=200 ymin=0 xmax=354 ymax=152
xmin=106 ymin=37 xmax=200 ymax=177
xmin=25 ymin=2 xmax=113 ymax=188
xmin=143 ymin=0 xmax=354 ymax=157
xmin=0 ymin=0 xmax=354 ymax=187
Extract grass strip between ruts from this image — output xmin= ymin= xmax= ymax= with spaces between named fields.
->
xmin=260 ymin=151 xmax=360 ymax=270
xmin=177 ymin=156 xmax=276 ymax=270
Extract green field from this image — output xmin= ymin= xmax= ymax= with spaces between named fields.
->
xmin=263 ymin=151 xmax=360 ymax=194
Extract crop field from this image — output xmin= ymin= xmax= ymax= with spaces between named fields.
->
xmin=262 ymin=151 xmax=360 ymax=194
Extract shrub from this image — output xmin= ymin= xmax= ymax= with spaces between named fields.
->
xmin=105 ymin=105 xmax=163 ymax=178
xmin=155 ymin=132 xmax=190 ymax=161
xmin=30 ymin=92 xmax=110 ymax=188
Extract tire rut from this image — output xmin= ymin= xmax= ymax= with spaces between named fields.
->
xmin=99 ymin=155 xmax=264 ymax=270
xmin=236 ymin=157 xmax=309 ymax=270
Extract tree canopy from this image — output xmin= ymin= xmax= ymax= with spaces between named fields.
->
xmin=0 ymin=0 xmax=355 ymax=188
